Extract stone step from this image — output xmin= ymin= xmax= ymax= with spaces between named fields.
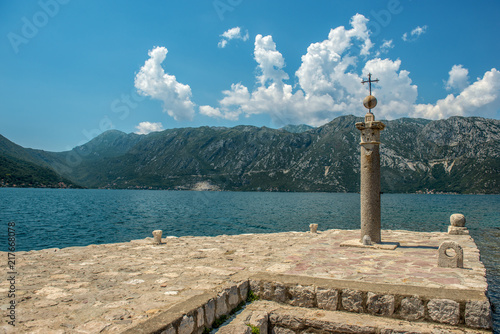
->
xmin=215 ymin=300 xmax=492 ymax=334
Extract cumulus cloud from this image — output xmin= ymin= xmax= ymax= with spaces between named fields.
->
xmin=202 ymin=14 xmax=499 ymax=124
xmin=445 ymin=64 xmax=469 ymax=92
xmin=140 ymin=15 xmax=496 ymax=126
xmin=218 ymin=27 xmax=249 ymax=48
xmin=134 ymin=46 xmax=195 ymax=121
xmin=254 ymin=34 xmax=289 ymax=85
xmin=402 ymin=25 xmax=427 ymax=42
xmin=203 ymin=15 xmax=381 ymax=126
xmin=415 ymin=68 xmax=500 ymax=119
xmin=210 ymin=34 xmax=340 ymax=126
xmin=364 ymin=58 xmax=418 ymax=118
xmin=135 ymin=121 xmax=164 ymax=135
xmin=203 ymin=14 xmax=420 ymax=125
xmin=295 ymin=14 xmax=372 ymax=97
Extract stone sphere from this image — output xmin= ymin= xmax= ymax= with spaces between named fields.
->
xmin=363 ymin=95 xmax=377 ymax=109
xmin=450 ymin=214 xmax=466 ymax=227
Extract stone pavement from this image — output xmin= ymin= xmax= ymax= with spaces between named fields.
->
xmin=0 ymin=229 xmax=490 ymax=333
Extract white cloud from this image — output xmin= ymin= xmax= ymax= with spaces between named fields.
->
xmin=254 ymin=34 xmax=289 ymax=85
xmin=222 ymin=27 xmax=249 ymax=40
xmin=415 ymin=68 xmax=500 ymax=119
xmin=134 ymin=46 xmax=195 ymax=121
xmin=412 ymin=26 xmax=427 ymax=37
xmin=445 ymin=64 xmax=469 ymax=92
xmin=202 ymin=15 xmax=499 ymax=124
xmin=381 ymin=39 xmax=394 ymax=49
xmin=199 ymin=105 xmax=223 ymax=118
xmin=218 ymin=27 xmax=249 ymax=48
xmin=203 ymin=14 xmax=423 ymax=126
xmin=375 ymin=39 xmax=394 ymax=57
xmin=220 ymin=83 xmax=250 ymax=107
xmin=218 ymin=39 xmax=228 ymax=48
xmin=402 ymin=25 xmax=427 ymax=41
xmin=212 ymin=34 xmax=341 ymax=126
xmin=295 ymin=13 xmax=376 ymax=102
xmin=135 ymin=121 xmax=164 ymax=135
xmin=349 ymin=13 xmax=373 ymax=56
xmin=363 ymin=58 xmax=418 ymax=119
xmin=199 ymin=105 xmax=240 ymax=120
xmin=139 ymin=15 xmax=496 ymax=126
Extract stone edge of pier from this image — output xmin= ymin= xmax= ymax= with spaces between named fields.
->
xmin=123 ymin=271 xmax=492 ymax=334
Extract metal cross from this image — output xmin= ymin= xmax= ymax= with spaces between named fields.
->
xmin=361 ymin=73 xmax=379 ymax=95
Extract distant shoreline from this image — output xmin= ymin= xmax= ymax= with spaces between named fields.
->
xmin=1 ymin=186 xmax=496 ymax=195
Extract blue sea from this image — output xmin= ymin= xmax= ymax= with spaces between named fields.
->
xmin=1 ymin=188 xmax=499 ymax=330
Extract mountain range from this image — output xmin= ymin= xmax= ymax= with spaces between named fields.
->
xmin=1 ymin=115 xmax=499 ymax=194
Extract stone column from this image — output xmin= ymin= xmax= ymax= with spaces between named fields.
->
xmin=356 ymin=112 xmax=385 ymax=244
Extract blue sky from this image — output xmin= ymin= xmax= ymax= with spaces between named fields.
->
xmin=1 ymin=0 xmax=499 ymax=152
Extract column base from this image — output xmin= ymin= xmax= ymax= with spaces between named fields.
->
xmin=340 ymin=239 xmax=399 ymax=250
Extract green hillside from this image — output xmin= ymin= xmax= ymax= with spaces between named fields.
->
xmin=0 ymin=154 xmax=81 ymax=188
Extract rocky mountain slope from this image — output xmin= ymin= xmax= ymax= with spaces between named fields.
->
xmin=1 ymin=116 xmax=499 ymax=193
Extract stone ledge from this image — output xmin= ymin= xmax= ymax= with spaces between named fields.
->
xmin=248 ymin=272 xmax=492 ymax=330
xmin=248 ymin=272 xmax=488 ymax=302
xmin=120 ymin=272 xmax=492 ymax=333
xmin=223 ymin=300 xmax=491 ymax=334
xmin=121 ymin=280 xmax=249 ymax=334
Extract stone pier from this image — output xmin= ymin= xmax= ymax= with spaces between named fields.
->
xmin=356 ymin=112 xmax=385 ymax=244
xmin=0 ymin=229 xmax=492 ymax=333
